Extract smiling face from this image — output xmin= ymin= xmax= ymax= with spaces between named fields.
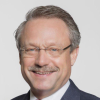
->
xmin=20 ymin=18 xmax=78 ymax=98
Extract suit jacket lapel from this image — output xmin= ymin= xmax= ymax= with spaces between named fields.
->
xmin=61 ymin=79 xmax=80 ymax=100
xmin=23 ymin=91 xmax=30 ymax=100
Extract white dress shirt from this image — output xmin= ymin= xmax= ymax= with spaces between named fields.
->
xmin=30 ymin=80 xmax=70 ymax=100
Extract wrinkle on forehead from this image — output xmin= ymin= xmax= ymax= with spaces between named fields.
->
xmin=21 ymin=33 xmax=70 ymax=48
xmin=21 ymin=40 xmax=67 ymax=49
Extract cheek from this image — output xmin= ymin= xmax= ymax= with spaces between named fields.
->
xmin=51 ymin=53 xmax=71 ymax=69
xmin=20 ymin=58 xmax=35 ymax=77
xmin=51 ymin=53 xmax=71 ymax=76
xmin=21 ymin=57 xmax=35 ymax=68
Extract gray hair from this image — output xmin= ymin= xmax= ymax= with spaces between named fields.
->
xmin=15 ymin=5 xmax=81 ymax=52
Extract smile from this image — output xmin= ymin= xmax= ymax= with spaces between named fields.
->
xmin=33 ymin=71 xmax=53 ymax=75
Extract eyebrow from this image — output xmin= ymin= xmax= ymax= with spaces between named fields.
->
xmin=23 ymin=42 xmax=62 ymax=48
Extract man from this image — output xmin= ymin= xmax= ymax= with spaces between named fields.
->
xmin=12 ymin=5 xmax=100 ymax=100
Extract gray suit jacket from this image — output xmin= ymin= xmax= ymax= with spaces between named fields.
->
xmin=11 ymin=79 xmax=100 ymax=100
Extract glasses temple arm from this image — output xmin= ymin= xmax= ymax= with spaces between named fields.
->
xmin=63 ymin=44 xmax=72 ymax=50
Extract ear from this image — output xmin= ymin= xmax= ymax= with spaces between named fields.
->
xmin=19 ymin=53 xmax=21 ymax=65
xmin=70 ymin=47 xmax=79 ymax=66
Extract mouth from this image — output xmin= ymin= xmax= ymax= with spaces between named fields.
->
xmin=32 ymin=71 xmax=54 ymax=75
xmin=29 ymin=66 xmax=59 ymax=77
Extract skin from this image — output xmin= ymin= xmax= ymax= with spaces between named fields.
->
xmin=20 ymin=18 xmax=79 ymax=99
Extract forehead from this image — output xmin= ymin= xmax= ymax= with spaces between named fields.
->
xmin=21 ymin=18 xmax=70 ymax=47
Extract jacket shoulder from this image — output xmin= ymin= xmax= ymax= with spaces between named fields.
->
xmin=11 ymin=94 xmax=26 ymax=100
xmin=11 ymin=91 xmax=30 ymax=100
xmin=80 ymin=90 xmax=100 ymax=100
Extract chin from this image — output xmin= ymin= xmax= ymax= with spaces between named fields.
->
xmin=30 ymin=80 xmax=55 ymax=92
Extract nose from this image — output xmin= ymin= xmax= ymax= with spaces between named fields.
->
xmin=35 ymin=50 xmax=50 ymax=67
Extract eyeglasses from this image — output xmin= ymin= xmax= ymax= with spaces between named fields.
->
xmin=20 ymin=44 xmax=72 ymax=57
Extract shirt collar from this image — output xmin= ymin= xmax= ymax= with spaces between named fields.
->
xmin=30 ymin=80 xmax=70 ymax=100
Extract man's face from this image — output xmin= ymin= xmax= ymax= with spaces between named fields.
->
xmin=20 ymin=18 xmax=78 ymax=97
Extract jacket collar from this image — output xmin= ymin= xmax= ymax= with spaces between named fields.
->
xmin=23 ymin=90 xmax=30 ymax=100
xmin=61 ymin=79 xmax=80 ymax=100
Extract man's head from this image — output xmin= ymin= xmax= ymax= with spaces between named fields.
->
xmin=15 ymin=5 xmax=81 ymax=99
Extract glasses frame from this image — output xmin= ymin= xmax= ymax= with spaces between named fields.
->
xmin=62 ymin=44 xmax=72 ymax=50
xmin=20 ymin=44 xmax=72 ymax=57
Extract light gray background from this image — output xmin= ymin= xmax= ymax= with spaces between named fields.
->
xmin=0 ymin=0 xmax=100 ymax=100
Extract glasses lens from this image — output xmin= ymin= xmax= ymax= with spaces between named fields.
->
xmin=47 ymin=48 xmax=60 ymax=57
xmin=21 ymin=47 xmax=38 ymax=57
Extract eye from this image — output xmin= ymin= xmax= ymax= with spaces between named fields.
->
xmin=30 ymin=49 xmax=35 ymax=51
xmin=51 ymin=48 xmax=58 ymax=51
xmin=26 ymin=48 xmax=35 ymax=52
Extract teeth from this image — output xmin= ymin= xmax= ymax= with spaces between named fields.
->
xmin=35 ymin=72 xmax=52 ymax=75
